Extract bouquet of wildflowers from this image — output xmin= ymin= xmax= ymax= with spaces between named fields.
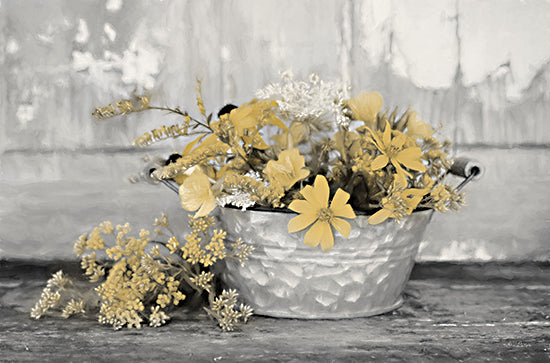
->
xmin=94 ymin=72 xmax=464 ymax=251
xmin=32 ymin=72 xmax=466 ymax=331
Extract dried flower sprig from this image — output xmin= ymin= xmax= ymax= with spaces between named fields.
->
xmin=92 ymin=96 xmax=150 ymax=119
xmin=205 ymin=289 xmax=253 ymax=331
xmin=30 ymin=271 xmax=86 ymax=320
xmin=31 ymin=213 xmax=254 ymax=331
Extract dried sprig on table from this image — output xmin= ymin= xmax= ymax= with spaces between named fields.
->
xmin=31 ymin=214 xmax=254 ymax=331
xmin=30 ymin=271 xmax=85 ymax=320
xmin=92 ymin=73 xmax=465 ymax=252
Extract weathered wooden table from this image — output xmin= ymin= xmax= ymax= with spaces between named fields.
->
xmin=1 ymin=262 xmax=548 ymax=362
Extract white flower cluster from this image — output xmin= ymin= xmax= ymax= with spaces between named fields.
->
xmin=216 ymin=171 xmax=262 ymax=210
xmin=217 ymin=190 xmax=256 ymax=210
xmin=256 ymin=71 xmax=350 ymax=127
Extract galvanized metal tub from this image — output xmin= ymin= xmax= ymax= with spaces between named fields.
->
xmin=216 ymin=207 xmax=433 ymax=319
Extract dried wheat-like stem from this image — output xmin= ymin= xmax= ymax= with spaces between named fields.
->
xmin=93 ymin=96 xmax=150 ymax=120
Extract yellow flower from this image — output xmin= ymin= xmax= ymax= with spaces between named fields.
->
xmin=221 ymin=100 xmax=281 ymax=136
xmin=352 ymin=153 xmax=376 ymax=174
xmin=367 ymin=121 xmax=426 ymax=185
xmin=271 ymin=121 xmax=306 ymax=149
xmin=368 ymin=181 xmax=429 ymax=225
xmin=166 ymin=236 xmax=180 ymax=254
xmin=406 ymin=111 xmax=434 ymax=139
xmin=156 ymin=294 xmax=171 ymax=308
xmin=216 ymin=100 xmax=284 ymax=152
xmin=263 ymin=148 xmax=310 ymax=191
xmin=347 ymin=92 xmax=383 ymax=128
xmin=179 ymin=167 xmax=216 ymax=217
xmin=334 ymin=130 xmax=362 ymax=160
xmin=287 ymin=175 xmax=356 ymax=251
xmin=222 ymin=102 xmax=259 ymax=135
xmin=99 ymin=221 xmax=114 ymax=234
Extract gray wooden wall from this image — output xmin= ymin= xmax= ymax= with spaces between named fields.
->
xmin=1 ymin=0 xmax=549 ymax=261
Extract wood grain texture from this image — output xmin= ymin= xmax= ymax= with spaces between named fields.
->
xmin=3 ymin=0 xmax=549 ymax=150
xmin=1 ymin=262 xmax=548 ymax=361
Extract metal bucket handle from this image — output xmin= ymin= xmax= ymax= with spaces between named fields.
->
xmin=449 ymin=157 xmax=484 ymax=191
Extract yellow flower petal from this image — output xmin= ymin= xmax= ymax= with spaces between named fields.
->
xmin=173 ymin=174 xmax=187 ymax=185
xmin=313 ymin=175 xmax=330 ymax=207
xmin=396 ymin=147 xmax=426 ymax=172
xmin=406 ymin=111 xmax=434 ymax=139
xmin=271 ymin=132 xmax=289 ymax=149
xmin=348 ymin=92 xmax=383 ymax=127
xmin=404 ymin=187 xmax=430 ymax=197
xmin=195 ymin=198 xmax=216 ymax=217
xmin=330 ymin=189 xmax=357 ymax=219
xmin=195 ymin=133 xmax=218 ymax=151
xmin=298 ymin=168 xmax=310 ymax=180
xmin=330 ymin=217 xmax=351 ymax=238
xmin=300 ymin=175 xmax=329 ymax=208
xmin=304 ymin=221 xmax=334 ymax=251
xmin=382 ymin=121 xmax=392 ymax=146
xmin=405 ymin=195 xmax=423 ymax=214
xmin=288 ymin=212 xmax=318 ymax=233
xmin=228 ymin=103 xmax=258 ymax=132
xmin=332 ymin=203 xmax=356 ymax=220
xmin=368 ymin=208 xmax=393 ymax=225
xmin=392 ymin=161 xmax=411 ymax=178
xmin=264 ymin=148 xmax=310 ymax=190
xmin=242 ymin=134 xmax=269 ymax=150
xmin=365 ymin=126 xmax=384 ymax=151
xmin=391 ymin=132 xmax=407 ymax=149
xmin=179 ymin=168 xmax=216 ymax=217
xmin=298 ymin=185 xmax=318 ymax=206
xmin=330 ymin=188 xmax=349 ymax=208
xmin=371 ymin=154 xmax=389 ymax=170
xmin=179 ymin=187 xmax=201 ymax=211
xmin=288 ymin=199 xmax=313 ymax=214
xmin=265 ymin=112 xmax=288 ymax=131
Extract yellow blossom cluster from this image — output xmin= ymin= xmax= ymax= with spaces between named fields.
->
xmin=32 ymin=213 xmax=254 ymax=331
xmin=180 ymin=218 xmax=234 ymax=268
xmin=425 ymin=184 xmax=465 ymax=212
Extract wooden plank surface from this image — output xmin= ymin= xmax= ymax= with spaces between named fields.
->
xmin=1 ymin=262 xmax=548 ymax=361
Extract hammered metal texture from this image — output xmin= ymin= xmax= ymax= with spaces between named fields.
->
xmin=216 ymin=208 xmax=433 ymax=319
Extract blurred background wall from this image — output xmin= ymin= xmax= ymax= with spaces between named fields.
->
xmin=1 ymin=0 xmax=549 ymax=261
